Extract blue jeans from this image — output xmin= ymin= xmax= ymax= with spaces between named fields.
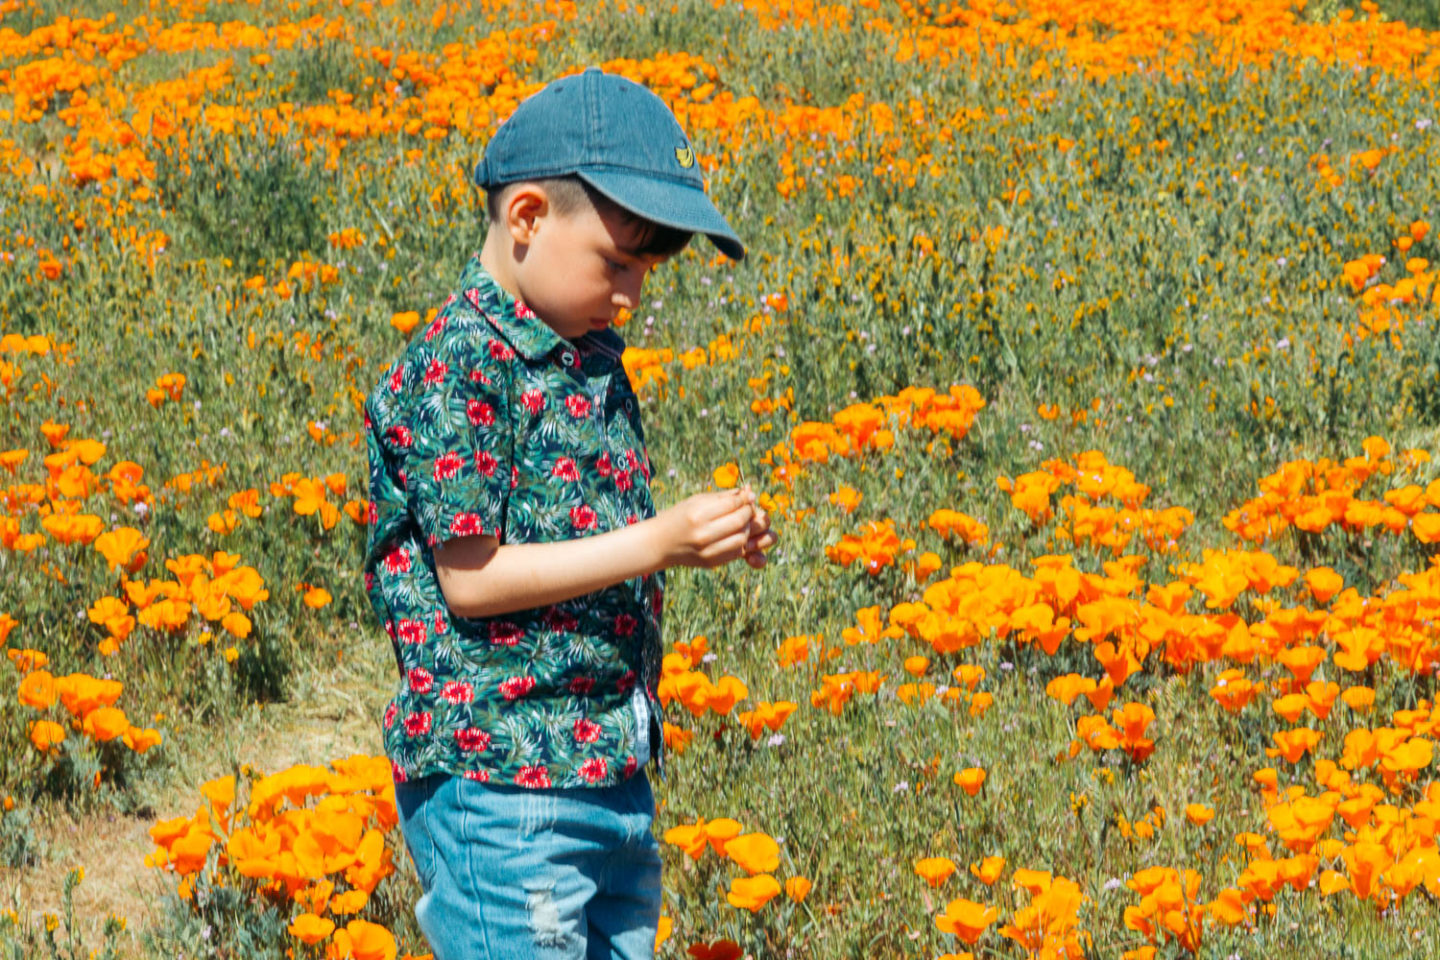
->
xmin=394 ymin=771 xmax=663 ymax=960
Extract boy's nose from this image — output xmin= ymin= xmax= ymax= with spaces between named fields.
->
xmin=612 ymin=276 xmax=644 ymax=310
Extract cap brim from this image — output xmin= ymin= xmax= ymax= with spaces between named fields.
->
xmin=577 ymin=170 xmax=745 ymax=262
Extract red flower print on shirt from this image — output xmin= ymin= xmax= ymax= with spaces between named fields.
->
xmin=403 ymin=712 xmax=432 ymax=737
xmin=441 ymin=681 xmax=474 ymax=704
xmin=521 ymin=389 xmax=546 ymax=414
xmin=515 ymin=300 xmax=537 ymax=320
xmin=392 ymin=760 xmax=408 ymax=784
xmin=454 ymin=727 xmax=491 ymax=752
xmin=623 ymin=756 xmax=638 ymax=779
xmin=614 ymin=614 xmax=637 ymax=637
xmin=565 ymin=394 xmax=591 ymax=419
xmin=613 ymin=469 xmax=632 ymax=492
xmin=386 ymin=424 xmax=413 ymax=448
xmin=510 ymin=465 xmax=520 ymax=489
xmin=469 ymin=368 xmax=492 ymax=387
xmin=433 ymin=611 xmax=448 ymax=636
xmin=500 ymin=676 xmax=536 ymax=700
xmin=579 ymin=757 xmax=609 ymax=783
xmin=423 ymin=359 xmax=449 ymax=387
xmin=464 ymin=769 xmax=491 ymax=782
xmin=397 ymin=619 xmax=428 ymax=645
xmin=424 ymin=316 xmax=449 ymax=342
xmin=569 ymin=676 xmax=596 ymax=696
xmin=617 ymin=670 xmax=637 ymax=695
xmin=596 ymin=452 xmax=613 ymax=477
xmin=408 ymin=667 xmax=434 ymax=694
xmin=364 ymin=571 xmax=375 ymax=592
xmin=552 ymin=458 xmax=579 ymax=482
xmin=489 ymin=622 xmax=522 ymax=646
xmin=625 ymin=449 xmax=641 ymax=472
xmin=573 ymin=717 xmax=602 ymax=744
xmin=515 ymin=764 xmax=551 ymax=788
xmin=544 ymin=609 xmax=579 ymax=633
xmin=467 ymin=400 xmax=496 ymax=427
xmin=383 ymin=703 xmax=398 ymax=728
xmin=489 ymin=340 xmax=516 ymax=362
xmin=366 ymin=501 xmax=379 ymax=525
xmin=383 ymin=546 xmax=411 ymax=574
xmin=433 ymin=451 xmax=463 ymax=482
xmin=570 ymin=504 xmax=598 ymax=531
xmin=450 ymin=512 xmax=487 ymax=537
xmin=474 ymin=450 xmax=499 ymax=477
xmin=388 ymin=366 xmax=404 ymax=393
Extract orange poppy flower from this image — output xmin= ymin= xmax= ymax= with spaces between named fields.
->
xmin=83 ymin=706 xmax=131 ymax=742
xmin=288 ymin=913 xmax=335 ymax=945
xmin=970 ymin=856 xmax=1005 ymax=886
xmin=17 ymin=669 xmax=56 ymax=709
xmin=29 ymin=719 xmax=65 ymax=751
xmin=329 ymin=919 xmax=396 ymax=960
xmin=725 ymin=833 xmax=780 ymax=876
xmin=712 ymin=462 xmax=739 ymax=489
xmin=954 ymin=767 xmax=987 ymax=796
xmin=94 ymin=527 xmax=150 ymax=573
xmin=934 ymin=897 xmax=997 ymax=944
xmin=725 ymin=874 xmax=781 ymax=911
xmin=914 ymin=857 xmax=957 ymax=888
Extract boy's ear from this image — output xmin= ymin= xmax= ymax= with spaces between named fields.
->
xmin=503 ymin=184 xmax=549 ymax=245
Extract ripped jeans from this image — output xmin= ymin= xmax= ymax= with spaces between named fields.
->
xmin=394 ymin=771 xmax=663 ymax=960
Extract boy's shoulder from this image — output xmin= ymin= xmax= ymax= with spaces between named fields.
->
xmin=365 ymin=264 xmax=518 ymax=406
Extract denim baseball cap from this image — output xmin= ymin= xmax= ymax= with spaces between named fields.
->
xmin=474 ymin=67 xmax=745 ymax=261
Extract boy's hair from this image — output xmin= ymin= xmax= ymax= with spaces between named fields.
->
xmin=484 ymin=175 xmax=693 ymax=260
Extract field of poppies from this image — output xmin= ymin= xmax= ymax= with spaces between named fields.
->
xmin=5 ymin=0 xmax=1440 ymax=956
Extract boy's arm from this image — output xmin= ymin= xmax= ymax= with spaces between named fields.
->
xmin=434 ymin=487 xmax=775 ymax=619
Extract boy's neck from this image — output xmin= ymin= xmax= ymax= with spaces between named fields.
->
xmin=478 ymin=229 xmax=522 ymax=303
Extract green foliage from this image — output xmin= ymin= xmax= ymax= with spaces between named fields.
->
xmin=152 ymin=127 xmax=331 ymax=273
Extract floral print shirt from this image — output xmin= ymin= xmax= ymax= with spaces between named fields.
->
xmin=363 ymin=254 xmax=665 ymax=789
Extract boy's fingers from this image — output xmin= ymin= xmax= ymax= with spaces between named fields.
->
xmin=701 ymin=504 xmax=755 ymax=541
xmin=749 ymin=530 xmax=779 ymax=551
xmin=691 ymin=490 xmax=751 ymax=523
xmin=705 ymin=529 xmax=751 ymax=564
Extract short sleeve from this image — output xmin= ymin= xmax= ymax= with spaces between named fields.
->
xmin=401 ymin=317 xmax=514 ymax=548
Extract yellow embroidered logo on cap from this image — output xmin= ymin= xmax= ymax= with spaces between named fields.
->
xmin=675 ymin=146 xmax=695 ymax=168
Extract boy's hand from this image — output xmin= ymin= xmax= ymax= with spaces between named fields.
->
xmin=652 ymin=487 xmax=775 ymax=570
xmin=740 ymin=494 xmax=778 ymax=569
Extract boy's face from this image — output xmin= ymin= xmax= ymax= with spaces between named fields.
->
xmin=512 ymin=190 xmax=668 ymax=342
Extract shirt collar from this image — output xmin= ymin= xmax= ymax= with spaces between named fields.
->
xmin=458 ymin=255 xmax=629 ymax=365
xmin=458 ymin=254 xmax=568 ymax=362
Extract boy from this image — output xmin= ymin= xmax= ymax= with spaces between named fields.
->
xmin=362 ymin=67 xmax=777 ymax=960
